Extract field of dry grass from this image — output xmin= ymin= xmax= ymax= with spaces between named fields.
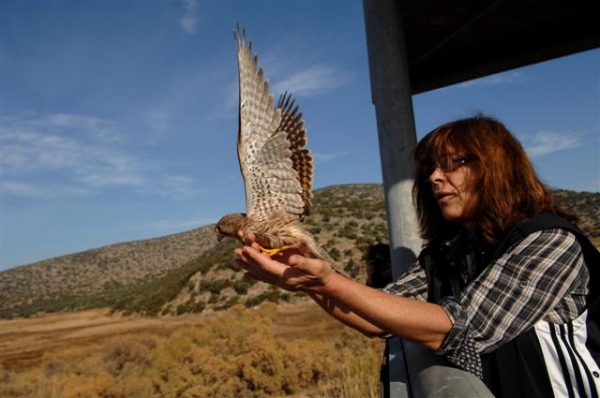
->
xmin=0 ymin=302 xmax=384 ymax=398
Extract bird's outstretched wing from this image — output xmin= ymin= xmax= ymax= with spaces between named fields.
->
xmin=234 ymin=26 xmax=313 ymax=222
xmin=276 ymin=92 xmax=313 ymax=220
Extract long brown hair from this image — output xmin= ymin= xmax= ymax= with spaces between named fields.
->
xmin=412 ymin=115 xmax=575 ymax=244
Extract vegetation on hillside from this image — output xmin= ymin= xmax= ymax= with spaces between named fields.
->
xmin=0 ymin=184 xmax=598 ymax=319
xmin=0 ymin=226 xmax=218 ymax=317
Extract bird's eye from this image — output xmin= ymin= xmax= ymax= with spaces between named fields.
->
xmin=215 ymin=225 xmax=222 ymax=233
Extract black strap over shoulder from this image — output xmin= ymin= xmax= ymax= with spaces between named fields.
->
xmin=494 ymin=213 xmax=578 ymax=256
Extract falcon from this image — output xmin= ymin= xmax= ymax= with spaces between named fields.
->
xmin=215 ymin=26 xmax=341 ymax=272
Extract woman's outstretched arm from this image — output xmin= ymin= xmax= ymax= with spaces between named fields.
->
xmin=235 ymin=243 xmax=452 ymax=350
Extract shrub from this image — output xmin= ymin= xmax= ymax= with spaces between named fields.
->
xmin=200 ymin=279 xmax=226 ymax=295
xmin=233 ymin=280 xmax=250 ymax=295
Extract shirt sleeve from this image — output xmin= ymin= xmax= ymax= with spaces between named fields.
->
xmin=436 ymin=229 xmax=587 ymax=376
xmin=382 ymin=260 xmax=429 ymax=302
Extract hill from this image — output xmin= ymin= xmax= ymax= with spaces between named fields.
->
xmin=1 ymin=184 xmax=598 ymax=318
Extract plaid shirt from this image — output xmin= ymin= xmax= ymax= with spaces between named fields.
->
xmin=384 ymin=228 xmax=589 ymax=378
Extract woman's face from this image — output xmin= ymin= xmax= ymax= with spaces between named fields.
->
xmin=426 ymin=154 xmax=475 ymax=227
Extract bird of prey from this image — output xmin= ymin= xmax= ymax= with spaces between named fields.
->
xmin=215 ymin=26 xmax=341 ymax=272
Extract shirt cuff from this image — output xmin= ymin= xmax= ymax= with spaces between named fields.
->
xmin=435 ymin=297 xmax=483 ymax=379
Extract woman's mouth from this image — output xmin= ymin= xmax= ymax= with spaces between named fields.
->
xmin=435 ymin=191 xmax=453 ymax=204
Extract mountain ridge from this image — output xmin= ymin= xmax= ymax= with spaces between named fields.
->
xmin=1 ymin=184 xmax=598 ymax=318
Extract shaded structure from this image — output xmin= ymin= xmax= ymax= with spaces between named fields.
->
xmin=393 ymin=0 xmax=599 ymax=95
xmin=362 ymin=0 xmax=599 ymax=396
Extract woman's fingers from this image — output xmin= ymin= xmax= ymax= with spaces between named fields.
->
xmin=233 ymin=243 xmax=336 ymax=294
xmin=235 ymin=246 xmax=287 ymax=285
xmin=237 ymin=230 xmax=258 ymax=245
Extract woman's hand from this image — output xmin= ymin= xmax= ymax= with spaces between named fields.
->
xmin=234 ymin=232 xmax=335 ymax=293
xmin=233 ymin=233 xmax=452 ymax=349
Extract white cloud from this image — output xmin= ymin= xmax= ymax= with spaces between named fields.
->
xmin=147 ymin=216 xmax=216 ymax=232
xmin=241 ymin=31 xmax=351 ymax=98
xmin=212 ymin=30 xmax=352 ymax=120
xmin=4 ymin=117 xmax=114 ymax=172
xmin=272 ymin=65 xmax=350 ymax=98
xmin=455 ymin=71 xmax=525 ymax=88
xmin=216 ymin=62 xmax=350 ymax=121
xmin=312 ymin=150 xmax=350 ymax=164
xmin=1 ymin=181 xmax=50 ymax=198
xmin=180 ymin=0 xmax=198 ymax=34
xmin=157 ymin=175 xmax=206 ymax=199
xmin=141 ymin=107 xmax=172 ymax=142
xmin=2 ymin=113 xmax=200 ymax=199
xmin=1 ymin=181 xmax=90 ymax=198
xmin=209 ymin=80 xmax=239 ymax=121
xmin=79 ymin=172 xmax=145 ymax=189
xmin=3 ymin=115 xmax=142 ymax=183
xmin=524 ymin=130 xmax=583 ymax=158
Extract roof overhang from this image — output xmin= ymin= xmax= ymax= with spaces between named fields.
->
xmin=400 ymin=0 xmax=600 ymax=94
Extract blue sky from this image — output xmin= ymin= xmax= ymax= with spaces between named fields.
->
xmin=1 ymin=1 xmax=598 ymax=269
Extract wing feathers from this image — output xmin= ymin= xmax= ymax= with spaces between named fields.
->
xmin=277 ymin=92 xmax=313 ymax=219
xmin=234 ymin=25 xmax=313 ymax=221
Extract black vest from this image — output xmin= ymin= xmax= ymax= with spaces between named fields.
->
xmin=420 ymin=214 xmax=600 ymax=397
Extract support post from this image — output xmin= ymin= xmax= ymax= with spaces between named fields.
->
xmin=362 ymin=0 xmax=421 ymax=278
xmin=363 ymin=0 xmax=419 ymax=397
xmin=362 ymin=0 xmax=494 ymax=397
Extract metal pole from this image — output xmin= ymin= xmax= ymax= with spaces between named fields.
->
xmin=362 ymin=0 xmax=422 ymax=279
xmin=403 ymin=343 xmax=495 ymax=398
xmin=362 ymin=1 xmax=494 ymax=397
xmin=363 ymin=1 xmax=418 ymax=397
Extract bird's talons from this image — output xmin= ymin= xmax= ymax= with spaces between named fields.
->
xmin=259 ymin=245 xmax=294 ymax=257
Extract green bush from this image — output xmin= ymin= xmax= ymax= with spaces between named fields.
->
xmin=233 ymin=280 xmax=250 ymax=295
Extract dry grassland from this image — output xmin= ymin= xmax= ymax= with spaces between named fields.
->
xmin=0 ymin=302 xmax=384 ymax=398
xmin=1 ymin=310 xmax=192 ymax=371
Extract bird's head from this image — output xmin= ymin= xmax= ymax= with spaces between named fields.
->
xmin=215 ymin=213 xmax=246 ymax=242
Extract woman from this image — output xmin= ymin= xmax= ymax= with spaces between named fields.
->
xmin=234 ymin=115 xmax=599 ymax=397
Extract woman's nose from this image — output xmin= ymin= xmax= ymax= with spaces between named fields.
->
xmin=428 ymin=167 xmax=446 ymax=184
